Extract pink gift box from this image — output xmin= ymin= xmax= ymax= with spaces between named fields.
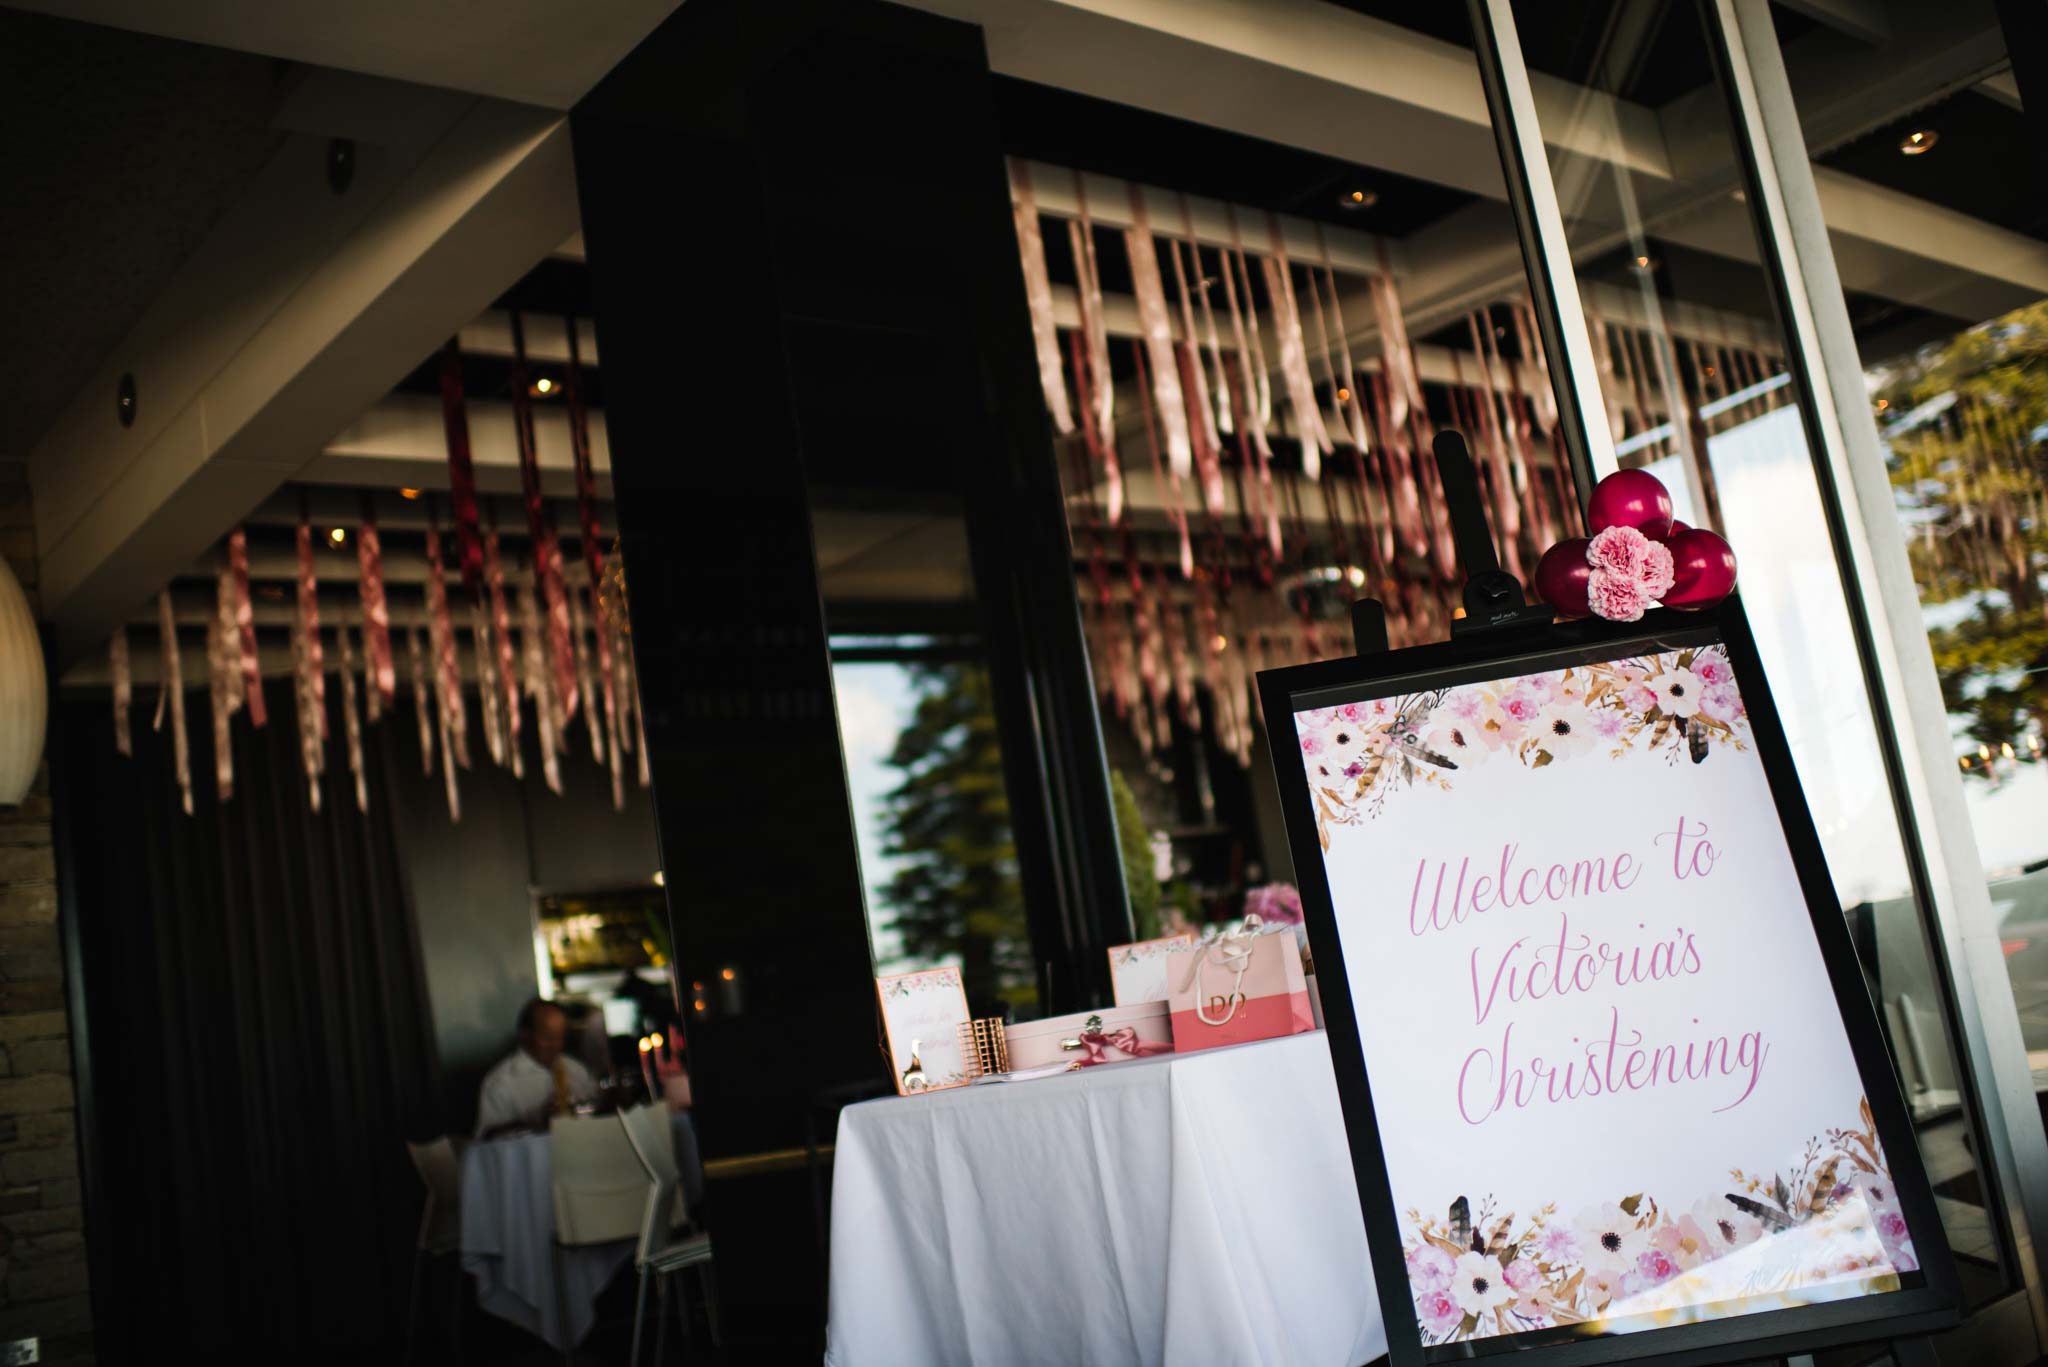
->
xmin=1002 ymin=1001 xmax=1174 ymax=1071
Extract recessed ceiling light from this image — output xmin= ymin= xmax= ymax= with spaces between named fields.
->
xmin=1875 ymin=397 xmax=1889 ymax=411
xmin=1629 ymin=254 xmax=1657 ymax=274
xmin=1336 ymin=386 xmax=1351 ymax=403
xmin=530 ymin=376 xmax=559 ymax=397
xmin=399 ymin=487 xmax=422 ymax=500
xmin=329 ymin=527 xmax=346 ymax=544
xmin=1900 ymin=129 xmax=1938 ymax=155
xmin=1339 ymin=188 xmax=1378 ymax=211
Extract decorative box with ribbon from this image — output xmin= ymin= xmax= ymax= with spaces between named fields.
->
xmin=1002 ymin=1001 xmax=1175 ymax=1071
xmin=1164 ymin=914 xmax=1315 ymax=1053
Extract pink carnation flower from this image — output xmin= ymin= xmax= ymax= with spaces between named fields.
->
xmin=1503 ymin=1256 xmax=1542 ymax=1292
xmin=1336 ymin=702 xmax=1367 ymax=723
xmin=1586 ymin=568 xmax=1649 ymax=622
xmin=1694 ymin=655 xmax=1731 ymax=685
xmin=1587 ymin=524 xmax=1653 ymax=578
xmin=1700 ymin=682 xmax=1743 ymax=723
xmin=1416 ymin=1287 xmax=1463 ymax=1335
xmin=1641 ymin=540 xmax=1676 ymax=598
xmin=1407 ymin=1243 xmax=1456 ymax=1293
xmin=1636 ymin=1248 xmax=1680 ymax=1284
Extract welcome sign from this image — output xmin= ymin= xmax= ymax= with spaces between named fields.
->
xmin=1260 ymin=604 xmax=1954 ymax=1366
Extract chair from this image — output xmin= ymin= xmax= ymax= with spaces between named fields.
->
xmin=619 ymin=1103 xmax=718 ymax=1366
xmin=404 ymin=1136 xmax=465 ymax=1365
xmin=549 ymin=1112 xmax=648 ymax=1363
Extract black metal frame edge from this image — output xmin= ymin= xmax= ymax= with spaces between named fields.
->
xmin=1255 ymin=597 xmax=1960 ymax=1367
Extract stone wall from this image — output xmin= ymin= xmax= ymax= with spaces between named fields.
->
xmin=0 ymin=463 xmax=92 ymax=1363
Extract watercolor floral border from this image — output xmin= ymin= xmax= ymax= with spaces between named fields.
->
xmin=1403 ymin=1098 xmax=1917 ymax=1344
xmin=1293 ymin=647 xmax=1751 ymax=850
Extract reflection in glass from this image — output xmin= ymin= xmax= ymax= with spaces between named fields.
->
xmin=1000 ymin=10 xmax=1574 ymax=933
xmin=1507 ymin=0 xmax=2013 ymax=1306
xmin=833 ymin=649 xmax=1034 ymax=1019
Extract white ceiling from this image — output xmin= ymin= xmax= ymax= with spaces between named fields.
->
xmin=4 ymin=0 xmax=681 ymax=109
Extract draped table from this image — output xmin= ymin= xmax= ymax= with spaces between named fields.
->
xmin=460 ymin=1132 xmax=635 ymax=1351
xmin=826 ymin=1030 xmax=1387 ymax=1367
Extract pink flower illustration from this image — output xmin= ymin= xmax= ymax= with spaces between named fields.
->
xmin=1695 ymin=655 xmax=1731 ymax=685
xmin=1586 ymin=569 xmax=1649 ymax=622
xmin=1416 ymin=1287 xmax=1463 ymax=1335
xmin=1878 ymin=1210 xmax=1908 ymax=1243
xmin=1623 ymin=683 xmax=1658 ymax=713
xmin=1635 ymin=1247 xmax=1680 ymax=1284
xmin=1407 ymin=1242 xmax=1456 ymax=1293
xmin=1501 ymin=689 xmax=1543 ymax=723
xmin=1588 ymin=710 xmax=1627 ymax=743
xmin=1535 ymin=1225 xmax=1580 ymax=1264
xmin=1336 ymin=702 xmax=1367 ymax=723
xmin=1700 ymin=682 xmax=1743 ymax=723
xmin=1587 ymin=524 xmax=1652 ymax=577
xmin=1300 ymin=733 xmax=1322 ymax=756
xmin=1503 ymin=1256 xmax=1542 ymax=1293
xmin=1446 ymin=690 xmax=1484 ymax=722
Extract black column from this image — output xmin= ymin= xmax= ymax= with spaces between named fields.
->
xmin=571 ymin=0 xmax=1129 ymax=1350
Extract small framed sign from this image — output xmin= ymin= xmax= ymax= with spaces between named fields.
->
xmin=1107 ymin=933 xmax=1195 ymax=1006
xmin=1257 ymin=598 xmax=1957 ymax=1366
xmin=875 ymin=968 xmax=972 ymax=1095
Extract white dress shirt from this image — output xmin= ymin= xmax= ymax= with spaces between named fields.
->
xmin=476 ymin=1049 xmax=598 ymax=1135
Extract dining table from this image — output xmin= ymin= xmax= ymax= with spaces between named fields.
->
xmin=825 ymin=1029 xmax=1388 ymax=1367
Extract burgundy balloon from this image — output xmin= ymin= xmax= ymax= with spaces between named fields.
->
xmin=1658 ymin=519 xmax=1691 ymax=543
xmin=1662 ymin=527 xmax=1738 ymax=609
xmin=1588 ymin=468 xmax=1675 ymax=541
xmin=1533 ymin=538 xmax=1593 ymax=617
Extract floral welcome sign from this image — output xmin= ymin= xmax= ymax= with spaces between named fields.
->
xmin=1263 ymin=613 xmax=1952 ymax=1365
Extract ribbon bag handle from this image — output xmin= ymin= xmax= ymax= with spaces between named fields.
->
xmin=1175 ymin=914 xmax=1264 ymax=1026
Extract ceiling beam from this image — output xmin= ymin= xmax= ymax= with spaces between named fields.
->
xmin=28 ymin=73 xmax=581 ymax=666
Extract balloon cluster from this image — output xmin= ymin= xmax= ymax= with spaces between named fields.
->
xmin=1532 ymin=469 xmax=1737 ymax=622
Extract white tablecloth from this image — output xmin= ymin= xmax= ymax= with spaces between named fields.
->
xmin=826 ymin=1030 xmax=1386 ymax=1367
xmin=460 ymin=1133 xmax=635 ymax=1351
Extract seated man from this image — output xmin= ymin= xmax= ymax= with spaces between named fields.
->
xmin=476 ymin=997 xmax=599 ymax=1138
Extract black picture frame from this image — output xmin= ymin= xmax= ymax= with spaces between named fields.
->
xmin=1255 ymin=595 xmax=1960 ymax=1367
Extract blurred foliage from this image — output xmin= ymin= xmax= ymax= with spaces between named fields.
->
xmin=1877 ymin=301 xmax=2048 ymax=752
xmin=1111 ymin=769 xmax=1160 ymax=942
xmin=880 ymin=661 xmax=1035 ymax=1016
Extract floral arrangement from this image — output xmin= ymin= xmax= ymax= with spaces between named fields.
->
xmin=1533 ymin=469 xmax=1738 ymax=623
xmin=1242 ymin=883 xmax=1303 ymax=926
xmin=1403 ymin=1100 xmax=1915 ymax=1344
xmin=1296 ymin=647 xmax=1748 ymax=848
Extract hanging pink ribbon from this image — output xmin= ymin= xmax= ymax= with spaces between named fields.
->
xmin=484 ymin=528 xmax=523 ymax=778
xmin=1366 ymin=270 xmax=1428 ymax=558
xmin=422 ymin=511 xmax=469 ymax=774
xmin=602 ymin=595 xmax=629 ymax=811
xmin=295 ymin=516 xmax=326 ymax=738
xmin=110 ymin=627 xmax=132 ymax=757
xmin=1069 ymin=180 xmax=1116 ymax=477
xmin=472 ymin=602 xmax=506 ymax=768
xmin=406 ymin=627 xmax=435 ymax=777
xmin=206 ymin=599 xmax=234 ymax=802
xmin=1128 ymin=340 xmax=1193 ymax=579
xmin=438 ymin=340 xmax=486 ymax=599
xmin=570 ymin=588 xmax=606 ymax=765
xmin=154 ymin=590 xmax=192 ymax=814
xmin=290 ymin=601 xmax=322 ymax=814
xmin=1218 ymin=242 xmax=1281 ymax=558
xmin=1125 ymin=189 xmax=1194 ymax=486
xmin=508 ymin=311 xmax=581 ymax=727
xmin=227 ymin=528 xmax=265 ymax=728
xmin=337 ymin=624 xmax=368 ymax=813
xmin=519 ymin=573 xmax=563 ymax=795
xmin=1261 ymin=220 xmax=1332 ymax=479
xmin=1008 ymin=162 xmax=1074 ymax=435
xmin=356 ymin=497 xmax=395 ymax=706
xmin=565 ymin=323 xmax=620 ymax=773
xmin=1167 ymin=235 xmax=1225 ymax=516
xmin=214 ymin=554 xmax=245 ymax=721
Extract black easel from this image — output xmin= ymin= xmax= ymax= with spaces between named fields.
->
xmin=1347 ymin=429 xmax=1946 ymax=1367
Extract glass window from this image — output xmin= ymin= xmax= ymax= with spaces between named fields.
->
xmin=1506 ymin=0 xmax=2017 ymax=1304
xmin=831 ymin=640 xmax=1033 ymax=1018
xmin=1002 ymin=7 xmax=1569 ymax=936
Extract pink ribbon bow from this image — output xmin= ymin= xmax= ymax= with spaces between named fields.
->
xmin=1073 ymin=1028 xmax=1174 ymax=1067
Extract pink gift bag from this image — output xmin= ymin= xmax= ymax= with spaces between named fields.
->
xmin=1165 ymin=919 xmax=1315 ymax=1053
